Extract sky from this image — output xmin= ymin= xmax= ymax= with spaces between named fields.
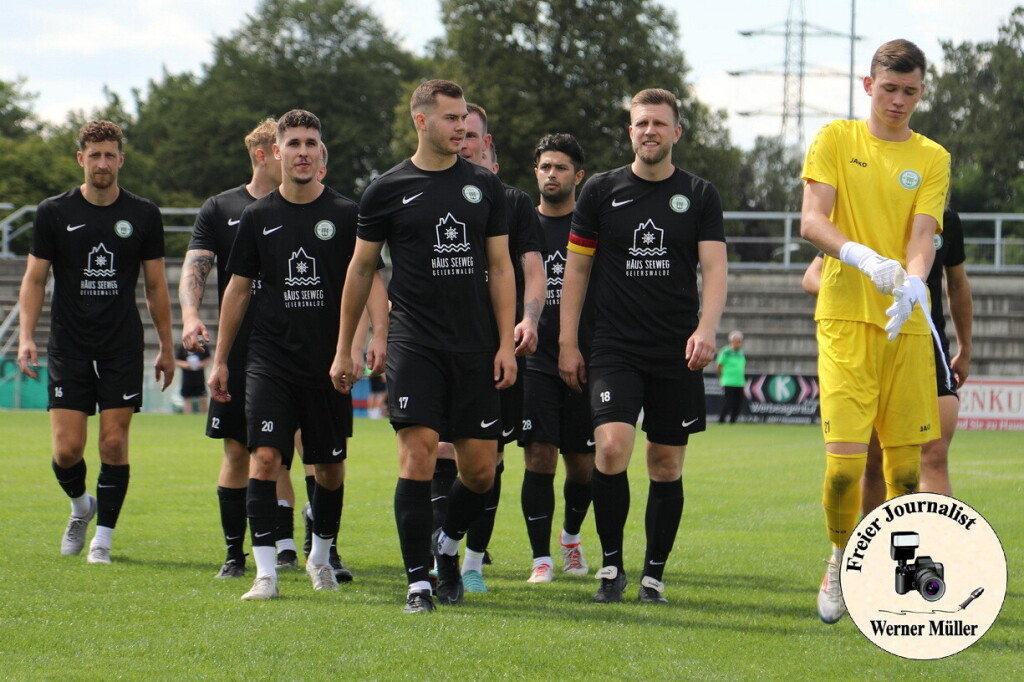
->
xmin=2 ymin=0 xmax=1020 ymax=150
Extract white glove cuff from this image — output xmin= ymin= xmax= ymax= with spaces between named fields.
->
xmin=838 ymin=241 xmax=877 ymax=270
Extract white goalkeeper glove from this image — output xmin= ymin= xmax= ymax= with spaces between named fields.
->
xmin=884 ymin=275 xmax=929 ymax=341
xmin=839 ymin=241 xmax=907 ymax=295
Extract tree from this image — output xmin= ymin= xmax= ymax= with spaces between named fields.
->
xmin=430 ymin=0 xmax=740 ymax=201
xmin=131 ymin=0 xmax=415 ymax=201
xmin=913 ymin=7 xmax=1024 ymax=212
xmin=0 ymin=77 xmax=39 ymax=139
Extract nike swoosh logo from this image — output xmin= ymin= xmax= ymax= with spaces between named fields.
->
xmin=480 ymin=419 xmax=498 ymax=428
xmin=67 ymin=224 xmax=86 ymax=231
xmin=586 ymin=439 xmax=596 ymax=446
xmin=648 ymin=560 xmax=665 ymax=565
xmin=402 ymin=192 xmax=424 ymax=204
xmin=332 ymin=448 xmax=343 ymax=457
xmin=97 ymin=484 xmax=117 ymax=488
xmin=502 ymin=427 xmax=515 ymax=437
xmin=228 ymin=219 xmax=241 ymax=226
xmin=682 ymin=418 xmax=699 ymax=427
xmin=484 ymin=506 xmax=498 ymax=512
xmin=263 ymin=225 xmax=283 ymax=235
xmin=603 ymin=550 xmax=618 ymax=557
xmin=226 ymin=535 xmax=242 ymax=541
xmin=430 ymin=496 xmax=446 ymax=502
xmin=527 ymin=515 xmax=549 ymax=521
xmin=610 ymin=198 xmax=633 ymax=207
xmin=408 ymin=566 xmax=424 ymax=573
xmin=254 ymin=531 xmax=272 ymax=538
xmin=123 ymin=393 xmax=140 ymax=400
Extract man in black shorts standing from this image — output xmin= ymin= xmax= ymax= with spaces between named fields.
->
xmin=429 ymin=103 xmax=546 ymax=594
xmin=559 ymin=89 xmax=728 ymax=603
xmin=332 ymin=79 xmax=517 ymax=613
xmin=180 ymin=119 xmax=280 ymax=579
xmin=519 ymin=133 xmax=597 ymax=584
xmin=18 ymin=120 xmax=175 ymax=565
xmin=209 ymin=109 xmax=386 ymax=600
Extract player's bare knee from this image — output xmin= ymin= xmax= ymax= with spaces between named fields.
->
xmin=52 ymin=447 xmax=85 ymax=468
xmin=524 ymin=443 xmax=557 ymax=474
xmin=313 ymin=463 xmax=344 ymax=490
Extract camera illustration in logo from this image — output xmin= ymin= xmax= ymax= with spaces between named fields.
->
xmin=891 ymin=531 xmax=945 ymax=601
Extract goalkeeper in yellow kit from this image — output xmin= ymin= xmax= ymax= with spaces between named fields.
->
xmin=799 ymin=39 xmax=951 ymax=624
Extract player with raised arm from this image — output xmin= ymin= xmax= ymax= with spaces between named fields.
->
xmin=332 ymin=79 xmax=516 ymax=614
xmin=519 ymin=133 xmax=597 ymax=584
xmin=800 ymin=39 xmax=950 ymax=624
xmin=559 ymin=89 xmax=728 ymax=604
xmin=18 ymin=120 xmax=174 ymax=564
xmin=208 ymin=110 xmax=386 ymax=600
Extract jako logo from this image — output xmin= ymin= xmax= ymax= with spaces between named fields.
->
xmin=849 ymin=158 xmax=868 ymax=167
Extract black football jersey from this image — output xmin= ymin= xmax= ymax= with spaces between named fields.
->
xmin=570 ymin=165 xmax=725 ymax=358
xmin=227 ymin=186 xmax=358 ymax=388
xmin=358 ymin=157 xmax=508 ymax=352
xmin=528 ymin=212 xmax=595 ymax=376
xmin=505 ymin=184 xmax=545 ymax=317
xmin=927 ymin=208 xmax=965 ymax=346
xmin=30 ymin=186 xmax=164 ymax=359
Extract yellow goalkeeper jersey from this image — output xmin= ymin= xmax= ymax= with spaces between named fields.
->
xmin=802 ymin=120 xmax=950 ymax=334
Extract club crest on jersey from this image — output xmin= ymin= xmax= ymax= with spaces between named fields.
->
xmin=433 ymin=213 xmax=470 ymax=254
xmin=462 ymin=185 xmax=482 ymax=203
xmin=629 ymin=219 xmax=667 ymax=257
xmin=314 ymin=220 xmax=336 ymax=240
xmin=669 ymin=194 xmax=690 ymax=213
xmin=284 ymin=247 xmax=320 ymax=286
xmin=899 ymin=170 xmax=921 ymax=190
xmin=934 ymin=234 xmax=943 ymax=250
xmin=114 ymin=220 xmax=133 ymax=238
xmin=545 ymin=252 xmax=566 ymax=306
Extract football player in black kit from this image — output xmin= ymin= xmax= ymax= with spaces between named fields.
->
xmin=519 ymin=133 xmax=597 ymax=584
xmin=18 ymin=120 xmax=175 ymax=565
xmin=430 ymin=103 xmax=546 ymax=594
xmin=209 ymin=110 xmax=387 ymax=600
xmin=559 ymin=89 xmax=728 ymax=604
xmin=180 ymin=118 xmax=281 ymax=579
xmin=332 ymin=80 xmax=517 ymax=614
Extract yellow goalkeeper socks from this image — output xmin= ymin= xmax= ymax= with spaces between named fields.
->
xmin=822 ymin=451 xmax=867 ymax=548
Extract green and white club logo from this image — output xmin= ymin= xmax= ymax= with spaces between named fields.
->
xmin=114 ymin=220 xmax=133 ymax=238
xmin=899 ymin=170 xmax=922 ymax=190
xmin=462 ymin=185 xmax=482 ymax=203
xmin=669 ymin=194 xmax=690 ymax=213
xmin=934 ymin=234 xmax=944 ymax=250
xmin=314 ymin=220 xmax=336 ymax=240
xmin=768 ymin=375 xmax=796 ymax=402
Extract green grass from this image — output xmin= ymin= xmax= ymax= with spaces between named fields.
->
xmin=0 ymin=412 xmax=1020 ymax=679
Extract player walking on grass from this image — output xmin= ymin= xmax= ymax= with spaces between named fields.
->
xmin=799 ymin=39 xmax=951 ymax=624
xmin=559 ymin=89 xmax=728 ymax=604
xmin=430 ymin=104 xmax=546 ymax=595
xmin=519 ymin=133 xmax=597 ymax=584
xmin=180 ymin=118 xmax=280 ymax=579
xmin=208 ymin=110 xmax=386 ymax=601
xmin=332 ymin=80 xmax=516 ymax=614
xmin=18 ymin=120 xmax=175 ymax=565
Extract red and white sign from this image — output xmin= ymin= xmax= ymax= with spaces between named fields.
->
xmin=957 ymin=377 xmax=1024 ymax=431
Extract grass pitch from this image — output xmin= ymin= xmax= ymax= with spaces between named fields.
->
xmin=0 ymin=412 xmax=1020 ymax=679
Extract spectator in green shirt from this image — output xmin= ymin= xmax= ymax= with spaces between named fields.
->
xmin=716 ymin=331 xmax=746 ymax=423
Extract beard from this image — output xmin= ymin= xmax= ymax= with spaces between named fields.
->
xmin=633 ymin=141 xmax=670 ymax=165
xmin=88 ymin=171 xmax=115 ymax=189
xmin=541 ymin=184 xmax=573 ymax=203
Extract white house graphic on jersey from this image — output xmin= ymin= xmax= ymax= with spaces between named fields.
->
xmin=546 ymin=251 xmax=566 ymax=288
xmin=284 ymin=247 xmax=320 ymax=286
xmin=84 ymin=243 xmax=116 ymax=277
xmin=433 ymin=213 xmax=470 ymax=253
xmin=629 ymin=219 xmax=667 ymax=257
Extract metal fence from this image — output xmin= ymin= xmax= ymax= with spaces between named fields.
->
xmin=2 ymin=205 xmax=1023 ymax=271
